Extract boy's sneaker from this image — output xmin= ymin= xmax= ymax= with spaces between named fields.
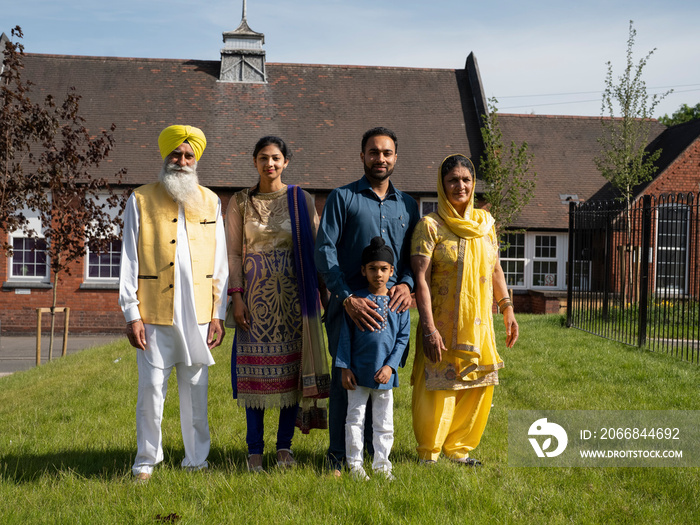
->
xmin=374 ymin=469 xmax=395 ymax=481
xmin=349 ymin=466 xmax=370 ymax=481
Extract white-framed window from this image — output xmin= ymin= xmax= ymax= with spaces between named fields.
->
xmin=86 ymin=240 xmax=122 ymax=281
xmin=11 ymin=237 xmax=49 ymax=280
xmin=84 ymin=194 xmax=122 ymax=284
xmin=420 ymin=197 xmax=438 ymax=217
xmin=532 ymin=235 xmax=559 ymax=288
xmin=499 ymin=231 xmax=568 ymax=290
xmin=8 ymin=208 xmax=49 ymax=282
xmin=500 ymin=232 xmax=526 ymax=287
xmin=655 ymin=204 xmax=689 ymax=294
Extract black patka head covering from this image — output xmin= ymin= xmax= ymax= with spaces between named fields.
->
xmin=361 ymin=236 xmax=394 ymax=265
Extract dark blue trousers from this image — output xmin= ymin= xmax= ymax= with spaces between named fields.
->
xmin=245 ymin=404 xmax=299 ymax=454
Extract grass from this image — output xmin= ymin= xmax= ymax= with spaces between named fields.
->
xmin=1 ymin=313 xmax=699 ymax=524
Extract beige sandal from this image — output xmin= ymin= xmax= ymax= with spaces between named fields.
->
xmin=276 ymin=449 xmax=296 ymax=468
xmin=247 ymin=453 xmax=264 ymax=473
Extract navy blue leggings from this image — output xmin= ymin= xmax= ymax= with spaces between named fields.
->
xmin=245 ymin=404 xmax=299 ymax=454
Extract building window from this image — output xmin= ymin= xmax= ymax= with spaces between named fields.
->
xmin=86 ymin=240 xmax=122 ymax=281
xmin=499 ymin=231 xmax=567 ymax=290
xmin=655 ymin=204 xmax=689 ymax=294
xmin=501 ymin=232 xmax=525 ymax=287
xmin=420 ymin=198 xmax=438 ymax=217
xmin=8 ymin=205 xmax=49 ymax=282
xmin=83 ymin=193 xmax=123 ymax=284
xmin=10 ymin=237 xmax=49 ymax=280
xmin=532 ymin=235 xmax=558 ymax=287
xmin=570 ymin=260 xmax=591 ymax=291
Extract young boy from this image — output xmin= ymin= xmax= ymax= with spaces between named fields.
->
xmin=335 ymin=237 xmax=410 ymax=480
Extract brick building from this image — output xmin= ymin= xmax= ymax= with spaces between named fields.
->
xmin=1 ymin=16 xmax=698 ymax=333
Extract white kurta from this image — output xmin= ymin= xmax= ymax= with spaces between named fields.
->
xmin=119 ymin=191 xmax=228 ymax=475
xmin=118 ymin=193 xmax=228 ymax=368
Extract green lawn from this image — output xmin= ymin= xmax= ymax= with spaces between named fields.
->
xmin=1 ymin=313 xmax=698 ymax=524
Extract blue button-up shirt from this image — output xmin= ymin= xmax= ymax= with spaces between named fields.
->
xmin=315 ymin=175 xmax=419 ymax=355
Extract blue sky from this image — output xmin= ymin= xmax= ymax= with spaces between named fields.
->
xmin=5 ymin=0 xmax=699 ymax=117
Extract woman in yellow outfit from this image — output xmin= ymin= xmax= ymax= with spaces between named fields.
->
xmin=411 ymin=153 xmax=518 ymax=465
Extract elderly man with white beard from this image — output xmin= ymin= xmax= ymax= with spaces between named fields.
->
xmin=119 ymin=125 xmax=228 ymax=483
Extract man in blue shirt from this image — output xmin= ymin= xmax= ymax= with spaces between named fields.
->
xmin=315 ymin=127 xmax=419 ymax=473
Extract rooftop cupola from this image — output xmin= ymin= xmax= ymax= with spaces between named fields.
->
xmin=219 ymin=0 xmax=266 ymax=83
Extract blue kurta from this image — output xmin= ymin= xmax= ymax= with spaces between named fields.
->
xmin=335 ymin=290 xmax=411 ymax=390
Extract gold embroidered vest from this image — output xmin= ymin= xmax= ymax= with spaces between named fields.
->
xmin=133 ymin=182 xmax=219 ymax=325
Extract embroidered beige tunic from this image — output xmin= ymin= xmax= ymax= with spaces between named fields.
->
xmin=226 ymin=187 xmax=318 ymax=408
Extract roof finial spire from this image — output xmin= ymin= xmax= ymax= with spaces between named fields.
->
xmin=242 ymin=0 xmax=247 ymax=22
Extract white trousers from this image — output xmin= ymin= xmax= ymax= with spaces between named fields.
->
xmin=132 ymin=350 xmax=210 ymax=475
xmin=345 ymin=386 xmax=394 ymax=473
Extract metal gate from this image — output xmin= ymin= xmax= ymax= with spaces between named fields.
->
xmin=566 ymin=193 xmax=699 ymax=364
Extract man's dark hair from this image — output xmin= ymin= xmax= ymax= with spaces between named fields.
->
xmin=361 ymin=127 xmax=398 ymax=154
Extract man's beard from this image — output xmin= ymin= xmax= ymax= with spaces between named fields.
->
xmin=159 ymin=161 xmax=202 ymax=211
xmin=363 ymin=161 xmax=393 ymax=183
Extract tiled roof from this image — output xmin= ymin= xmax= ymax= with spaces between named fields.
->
xmin=18 ymin=52 xmax=681 ymax=233
xmin=20 ymin=53 xmax=482 ymax=193
xmin=497 ymin=114 xmax=666 ymax=230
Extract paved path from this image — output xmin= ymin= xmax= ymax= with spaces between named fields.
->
xmin=0 ymin=334 xmax=122 ymax=377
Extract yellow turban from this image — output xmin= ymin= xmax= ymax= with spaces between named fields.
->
xmin=158 ymin=125 xmax=207 ymax=161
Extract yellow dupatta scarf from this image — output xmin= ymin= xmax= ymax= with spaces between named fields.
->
xmin=436 ymin=155 xmax=499 ymax=378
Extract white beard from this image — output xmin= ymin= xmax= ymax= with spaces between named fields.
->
xmin=159 ymin=161 xmax=202 ymax=212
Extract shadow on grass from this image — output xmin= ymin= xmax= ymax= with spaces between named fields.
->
xmin=1 ymin=446 xmax=338 ymax=483
xmin=209 ymin=446 xmax=347 ymax=475
xmin=1 ymin=448 xmax=135 ymax=483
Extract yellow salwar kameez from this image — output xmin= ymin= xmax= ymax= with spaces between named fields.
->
xmin=410 ymin=155 xmax=504 ymax=461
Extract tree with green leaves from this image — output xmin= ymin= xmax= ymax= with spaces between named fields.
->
xmin=594 ymin=20 xmax=670 ymax=305
xmin=659 ymin=102 xmax=700 ymax=127
xmin=2 ymin=27 xmax=127 ymax=357
xmin=594 ymin=20 xmax=670 ymax=208
xmin=479 ymin=98 xmax=536 ymax=238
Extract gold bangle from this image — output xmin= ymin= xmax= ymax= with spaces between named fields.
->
xmin=499 ymin=300 xmax=513 ymax=312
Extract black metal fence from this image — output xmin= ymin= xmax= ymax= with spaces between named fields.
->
xmin=566 ymin=193 xmax=699 ymax=364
